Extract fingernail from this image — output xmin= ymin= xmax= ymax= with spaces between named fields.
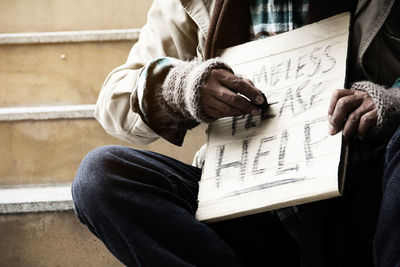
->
xmin=251 ymin=109 xmax=261 ymax=116
xmin=328 ymin=124 xmax=336 ymax=135
xmin=255 ymin=95 xmax=264 ymax=105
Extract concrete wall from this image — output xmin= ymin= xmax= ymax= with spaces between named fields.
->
xmin=0 ymin=211 xmax=123 ymax=266
xmin=0 ymin=41 xmax=134 ymax=107
xmin=0 ymin=120 xmax=206 ymax=186
xmin=0 ymin=0 xmax=152 ymax=33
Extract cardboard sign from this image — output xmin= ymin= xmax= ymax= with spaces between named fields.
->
xmin=197 ymin=13 xmax=350 ymax=222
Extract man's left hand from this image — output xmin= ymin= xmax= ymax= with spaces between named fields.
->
xmin=328 ymin=89 xmax=378 ymax=140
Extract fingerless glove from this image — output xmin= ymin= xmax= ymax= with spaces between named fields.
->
xmin=158 ymin=58 xmax=232 ymax=123
xmin=351 ymin=81 xmax=400 ymax=137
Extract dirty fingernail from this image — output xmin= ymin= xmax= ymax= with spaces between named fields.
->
xmin=255 ymin=95 xmax=264 ymax=105
xmin=328 ymin=124 xmax=336 ymax=135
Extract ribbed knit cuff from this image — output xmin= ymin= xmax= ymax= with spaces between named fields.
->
xmin=351 ymin=81 xmax=400 ymax=138
xmin=158 ymin=58 xmax=233 ymax=123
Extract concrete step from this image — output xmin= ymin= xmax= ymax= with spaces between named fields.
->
xmin=0 ymin=105 xmax=207 ymax=186
xmin=0 ymin=29 xmax=140 ymax=45
xmin=0 ymin=0 xmax=151 ymax=33
xmin=0 ymin=184 xmax=73 ymax=214
xmin=0 ymin=104 xmax=95 ymax=121
xmin=0 ymin=184 xmax=122 ymax=266
xmin=0 ymin=30 xmax=139 ymax=107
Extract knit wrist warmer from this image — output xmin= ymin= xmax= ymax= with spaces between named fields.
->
xmin=157 ymin=58 xmax=233 ymax=123
xmin=351 ymin=81 xmax=400 ymax=138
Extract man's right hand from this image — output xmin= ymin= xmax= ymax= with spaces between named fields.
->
xmin=200 ymin=69 xmax=265 ymax=119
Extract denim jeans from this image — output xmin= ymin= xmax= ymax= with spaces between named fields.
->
xmin=72 ymin=146 xmax=299 ymax=267
xmin=374 ymin=126 xmax=400 ymax=267
xmin=72 ymin=130 xmax=400 ymax=267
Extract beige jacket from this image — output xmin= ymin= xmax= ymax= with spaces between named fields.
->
xmin=95 ymin=0 xmax=215 ymax=146
xmin=96 ymin=0 xmax=400 ymax=151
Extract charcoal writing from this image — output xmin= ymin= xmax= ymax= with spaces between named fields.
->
xmin=303 ymin=122 xmax=313 ymax=163
xmin=216 ymin=139 xmax=249 ymax=188
xmin=252 ymin=136 xmax=277 ymax=175
xmin=308 ymin=47 xmax=322 ymax=77
xmin=321 ymin=43 xmax=337 ymax=73
xmin=217 ymin=120 xmax=328 ymax=187
xmin=278 ymin=80 xmax=324 ymax=118
xmin=245 ymin=114 xmax=257 ymax=130
xmin=231 ymin=104 xmax=277 ymax=136
xmin=240 ymin=42 xmax=339 ymax=91
xmin=231 ymin=115 xmax=245 ymax=136
xmin=276 ymin=129 xmax=299 ymax=175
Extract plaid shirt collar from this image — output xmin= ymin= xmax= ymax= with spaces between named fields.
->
xmin=250 ymin=0 xmax=309 ymax=40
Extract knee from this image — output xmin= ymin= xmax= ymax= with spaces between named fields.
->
xmin=72 ymin=145 xmax=132 ymax=215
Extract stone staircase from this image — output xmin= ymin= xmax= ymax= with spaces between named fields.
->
xmin=0 ymin=1 xmax=206 ymax=266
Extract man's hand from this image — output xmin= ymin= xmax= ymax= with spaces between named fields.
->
xmin=328 ymin=89 xmax=378 ymax=140
xmin=200 ymin=69 xmax=265 ymax=119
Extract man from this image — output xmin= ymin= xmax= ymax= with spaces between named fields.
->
xmin=72 ymin=0 xmax=400 ymax=266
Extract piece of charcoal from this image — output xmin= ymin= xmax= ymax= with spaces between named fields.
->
xmin=256 ymin=93 xmax=269 ymax=111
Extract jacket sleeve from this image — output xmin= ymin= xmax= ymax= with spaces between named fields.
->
xmin=95 ymin=0 xmax=202 ymax=146
xmin=138 ymin=57 xmax=232 ymax=145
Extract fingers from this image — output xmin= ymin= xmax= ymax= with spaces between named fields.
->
xmin=329 ymin=94 xmax=363 ymax=135
xmin=201 ymin=69 xmax=264 ymax=119
xmin=342 ymin=103 xmax=372 ymax=140
xmin=202 ymin=91 xmax=250 ymax=119
xmin=204 ymin=100 xmax=245 ymax=119
xmin=358 ymin=110 xmax=377 ymax=139
xmin=328 ymin=89 xmax=354 ymax=116
xmin=328 ymin=89 xmax=377 ymax=140
xmin=216 ymin=70 xmax=265 ymax=105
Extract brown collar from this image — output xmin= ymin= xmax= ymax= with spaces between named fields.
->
xmin=204 ymin=0 xmax=251 ymax=59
